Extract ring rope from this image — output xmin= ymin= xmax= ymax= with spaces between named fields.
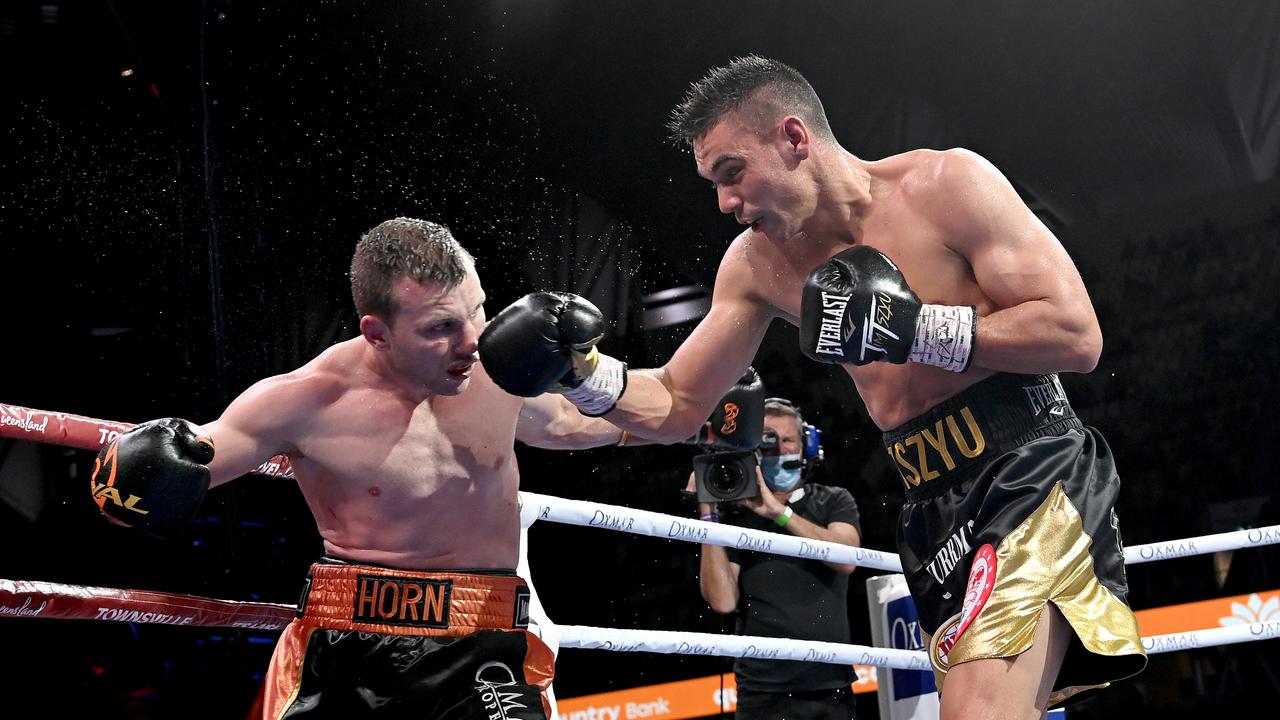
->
xmin=3 ymin=580 xmax=1277 ymax=667
xmin=6 ymin=401 xmax=1280 ymax=664
xmin=0 ymin=402 xmax=294 ymax=478
xmin=522 ymin=491 xmax=1280 ymax=569
xmin=5 ymin=402 xmax=1278 ymax=568
xmin=0 ymin=578 xmax=294 ymax=629
xmin=520 ymin=491 xmax=903 ymax=572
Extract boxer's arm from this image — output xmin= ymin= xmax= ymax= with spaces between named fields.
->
xmin=514 ymin=392 xmax=625 ymax=450
xmin=927 ymin=149 xmax=1103 ymax=373
xmin=607 ymin=252 xmax=776 ymax=443
xmin=202 ymin=373 xmax=315 ymax=487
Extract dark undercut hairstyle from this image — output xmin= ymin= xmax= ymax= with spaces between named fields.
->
xmin=667 ymin=55 xmax=836 ymax=147
xmin=350 ymin=217 xmax=475 ymax=321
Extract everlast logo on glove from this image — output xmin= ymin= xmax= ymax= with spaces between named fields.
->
xmin=802 ymin=246 xmax=941 ymax=367
xmin=813 ymin=291 xmax=851 ymax=357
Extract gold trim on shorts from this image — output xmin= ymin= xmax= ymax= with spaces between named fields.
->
xmin=931 ymin=482 xmax=1145 ymax=695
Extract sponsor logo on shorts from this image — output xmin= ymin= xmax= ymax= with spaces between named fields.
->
xmin=352 ymin=575 xmax=451 ymax=628
xmin=929 ymin=544 xmax=997 ymax=672
xmin=513 ymin=586 xmax=530 ymax=629
xmin=474 ymin=661 xmax=527 ymax=719
xmin=1022 ymin=376 xmax=1070 ymax=419
xmin=925 ymin=520 xmax=976 ymax=586
xmin=929 ymin=614 xmax=961 ymax=672
xmin=886 ymin=406 xmax=988 ymax=488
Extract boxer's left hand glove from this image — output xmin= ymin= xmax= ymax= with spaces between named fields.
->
xmin=479 ymin=291 xmax=627 ymax=416
xmin=799 ymin=246 xmax=975 ymax=372
xmin=91 ymin=418 xmax=213 ymax=538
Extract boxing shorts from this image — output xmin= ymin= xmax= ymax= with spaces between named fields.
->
xmin=258 ymin=559 xmax=553 ymax=719
xmin=884 ymin=372 xmax=1147 ymax=708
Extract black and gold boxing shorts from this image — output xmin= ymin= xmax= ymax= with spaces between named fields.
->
xmin=884 ymin=373 xmax=1146 ymax=708
xmin=258 ymin=559 xmax=552 ymax=719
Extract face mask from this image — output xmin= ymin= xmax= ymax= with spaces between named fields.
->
xmin=761 ymin=453 xmax=803 ymax=492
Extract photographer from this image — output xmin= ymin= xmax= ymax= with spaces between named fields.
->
xmin=693 ymin=397 xmax=862 ymax=720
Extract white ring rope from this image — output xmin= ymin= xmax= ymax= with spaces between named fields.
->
xmin=4 ymin=403 xmax=1276 ymax=672
xmin=1123 ymin=525 xmax=1280 ymax=565
xmin=518 ymin=493 xmax=1280 ymax=664
xmin=518 ymin=492 xmax=1280 ymax=570
xmin=519 ymin=492 xmax=903 ymax=573
xmin=555 ymin=620 xmax=1280 ymax=667
xmin=555 ymin=624 xmax=931 ymax=671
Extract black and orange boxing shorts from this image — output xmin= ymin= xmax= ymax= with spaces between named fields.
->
xmin=258 ymin=559 xmax=553 ymax=719
xmin=884 ymin=373 xmax=1147 ymax=708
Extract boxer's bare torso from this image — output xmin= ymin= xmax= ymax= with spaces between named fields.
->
xmin=720 ymin=150 xmax=1000 ymax=429
xmin=207 ymin=339 xmax=526 ymax=569
xmin=619 ymin=136 xmax=1097 ymax=439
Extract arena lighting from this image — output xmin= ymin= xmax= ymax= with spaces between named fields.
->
xmin=639 ymin=285 xmax=710 ymax=329
xmin=120 ymin=68 xmax=134 ymax=77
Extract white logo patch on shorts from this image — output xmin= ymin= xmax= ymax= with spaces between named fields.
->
xmin=474 ymin=661 xmax=527 ymax=719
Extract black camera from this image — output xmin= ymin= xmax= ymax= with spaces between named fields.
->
xmin=692 ymin=450 xmax=760 ymax=503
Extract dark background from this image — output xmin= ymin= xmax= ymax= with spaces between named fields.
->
xmin=1 ymin=1 xmax=1278 ymax=717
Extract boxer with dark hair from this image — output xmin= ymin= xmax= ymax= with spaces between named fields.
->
xmin=93 ymin=217 xmax=630 ymax=719
xmin=480 ymin=55 xmax=1146 ymax=719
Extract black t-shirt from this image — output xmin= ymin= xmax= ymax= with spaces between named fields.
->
xmin=722 ymin=483 xmax=862 ymax=692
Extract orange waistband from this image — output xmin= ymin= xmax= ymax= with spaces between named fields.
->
xmin=296 ymin=563 xmax=530 ymax=637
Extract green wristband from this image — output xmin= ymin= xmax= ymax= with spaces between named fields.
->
xmin=774 ymin=506 xmax=793 ymax=527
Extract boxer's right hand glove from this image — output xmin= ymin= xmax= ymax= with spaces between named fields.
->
xmin=799 ymin=246 xmax=975 ymax=372
xmin=687 ymin=367 xmax=766 ymax=450
xmin=479 ymin=291 xmax=627 ymax=416
xmin=91 ymin=418 xmax=214 ymax=538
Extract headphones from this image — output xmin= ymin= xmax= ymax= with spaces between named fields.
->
xmin=763 ymin=397 xmax=825 ymax=471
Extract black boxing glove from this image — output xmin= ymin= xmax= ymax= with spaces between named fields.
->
xmin=799 ymin=246 xmax=975 ymax=372
xmin=687 ymin=367 xmax=766 ymax=450
xmin=479 ymin=291 xmax=627 ymax=416
xmin=91 ymin=417 xmax=214 ymax=538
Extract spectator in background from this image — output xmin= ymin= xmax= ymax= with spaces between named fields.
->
xmin=693 ymin=397 xmax=862 ymax=720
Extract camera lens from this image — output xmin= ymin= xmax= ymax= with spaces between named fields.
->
xmin=694 ymin=450 xmax=758 ymax=502
xmin=709 ymin=461 xmax=746 ymax=495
